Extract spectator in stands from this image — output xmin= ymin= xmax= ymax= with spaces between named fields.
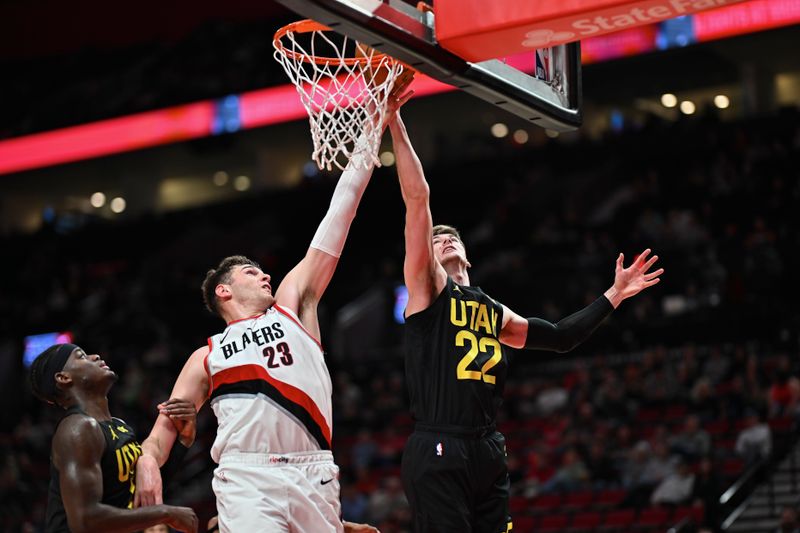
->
xmin=703 ymin=346 xmax=730 ymax=385
xmin=585 ymin=441 xmax=619 ymax=488
xmin=670 ymin=414 xmax=711 ymax=460
xmin=690 ymin=378 xmax=720 ymax=422
xmin=769 ymin=355 xmax=800 ymax=419
xmin=624 ymin=441 xmax=677 ymax=507
xmin=540 ymin=447 xmax=590 ymax=493
xmin=366 ymin=477 xmax=407 ymax=525
xmin=651 ymin=459 xmax=695 ymax=506
xmin=777 ymin=506 xmax=800 ymax=533
xmin=691 ymin=457 xmax=721 ymax=530
xmin=735 ymin=410 xmax=772 ymax=463
xmin=341 ymin=485 xmax=369 ymax=525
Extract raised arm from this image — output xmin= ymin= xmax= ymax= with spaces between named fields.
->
xmin=274 ymin=143 xmax=376 ymax=333
xmin=136 ymin=346 xmax=209 ymax=507
xmin=53 ymin=415 xmax=198 ymax=533
xmin=276 ymin=86 xmax=416 ymax=331
xmin=388 ymin=111 xmax=447 ymax=316
xmin=499 ymin=249 xmax=663 ymax=350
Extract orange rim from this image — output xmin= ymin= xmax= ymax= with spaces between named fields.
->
xmin=274 ymin=19 xmax=395 ymax=67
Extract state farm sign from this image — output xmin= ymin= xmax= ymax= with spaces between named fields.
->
xmin=435 ymin=0 xmax=751 ymax=62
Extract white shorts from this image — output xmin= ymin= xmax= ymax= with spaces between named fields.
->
xmin=212 ymin=451 xmax=343 ymax=533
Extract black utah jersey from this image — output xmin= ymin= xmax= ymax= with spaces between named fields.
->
xmin=404 ymin=277 xmax=507 ymax=428
xmin=45 ymin=406 xmax=142 ymax=532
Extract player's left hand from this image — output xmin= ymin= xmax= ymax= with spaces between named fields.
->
xmin=343 ymin=520 xmax=380 ymax=533
xmin=607 ymin=248 xmax=663 ymax=306
xmin=159 ymin=398 xmax=197 ymax=448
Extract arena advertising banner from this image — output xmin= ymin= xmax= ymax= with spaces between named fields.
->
xmin=435 ymin=0 xmax=751 ymax=61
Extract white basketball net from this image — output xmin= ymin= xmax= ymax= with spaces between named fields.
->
xmin=274 ymin=22 xmax=406 ymax=171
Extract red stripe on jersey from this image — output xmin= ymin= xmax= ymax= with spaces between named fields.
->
xmin=204 ymin=340 xmax=214 ymax=400
xmin=273 ymin=304 xmax=323 ymax=349
xmin=211 ymin=364 xmax=331 ymax=448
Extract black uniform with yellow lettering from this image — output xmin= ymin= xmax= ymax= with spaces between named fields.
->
xmin=402 ymin=277 xmax=511 ymax=533
xmin=45 ymin=406 xmax=142 ymax=532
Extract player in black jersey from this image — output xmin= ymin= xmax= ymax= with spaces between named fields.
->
xmin=29 ymin=343 xmax=199 ymax=533
xmin=387 ymin=107 xmax=663 ymax=532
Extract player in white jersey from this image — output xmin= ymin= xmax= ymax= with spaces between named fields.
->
xmin=133 ymin=87 xmax=414 ymax=533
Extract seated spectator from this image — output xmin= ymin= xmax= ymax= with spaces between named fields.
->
xmin=341 ymin=484 xmax=369 ymax=524
xmin=585 ymin=441 xmax=619 ymax=488
xmin=691 ymin=457 xmax=721 ymax=529
xmin=651 ymin=460 xmax=696 ymax=506
xmin=670 ymin=414 xmax=711 ymax=460
xmin=641 ymin=442 xmax=678 ymax=487
xmin=777 ymin=506 xmax=800 ymax=533
xmin=624 ymin=441 xmax=678 ymax=507
xmin=366 ymin=477 xmax=407 ymax=525
xmin=622 ymin=441 xmax=652 ymax=489
xmin=690 ymin=378 xmax=720 ymax=422
xmin=769 ymin=356 xmax=800 ymax=419
xmin=735 ymin=410 xmax=772 ymax=463
xmin=540 ymin=447 xmax=590 ymax=494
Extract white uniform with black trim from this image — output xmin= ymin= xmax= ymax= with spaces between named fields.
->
xmin=206 ymin=304 xmax=342 ymax=533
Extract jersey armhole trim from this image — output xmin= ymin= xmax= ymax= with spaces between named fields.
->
xmin=273 ymin=304 xmax=323 ymax=350
xmin=205 ymin=338 xmax=214 ymax=399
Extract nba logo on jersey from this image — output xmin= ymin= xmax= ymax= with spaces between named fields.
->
xmin=436 ymin=442 xmax=443 ymax=456
xmin=535 ymin=48 xmax=550 ymax=82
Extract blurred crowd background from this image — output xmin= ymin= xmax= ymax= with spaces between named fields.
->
xmin=1 ymin=2 xmax=799 ymax=533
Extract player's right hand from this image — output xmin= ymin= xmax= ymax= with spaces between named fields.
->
xmin=134 ymin=454 xmax=163 ymax=507
xmin=164 ymin=505 xmax=199 ymax=533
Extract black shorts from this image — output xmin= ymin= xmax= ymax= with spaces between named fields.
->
xmin=401 ymin=425 xmax=511 ymax=533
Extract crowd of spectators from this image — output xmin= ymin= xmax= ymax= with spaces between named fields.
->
xmin=1 ymin=94 xmax=798 ymax=532
xmin=1 ymin=19 xmax=291 ymax=140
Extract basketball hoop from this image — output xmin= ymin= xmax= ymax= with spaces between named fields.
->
xmin=273 ymin=20 xmax=409 ymax=171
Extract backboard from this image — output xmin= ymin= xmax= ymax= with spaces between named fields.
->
xmin=274 ymin=0 xmax=582 ymax=131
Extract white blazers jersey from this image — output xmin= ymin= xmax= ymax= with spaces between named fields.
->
xmin=205 ymin=305 xmax=333 ymax=462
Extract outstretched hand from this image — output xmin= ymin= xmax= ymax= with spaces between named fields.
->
xmin=605 ymin=248 xmax=663 ymax=307
xmin=159 ymin=398 xmax=197 ymax=448
xmin=384 ymin=68 xmax=416 ymax=126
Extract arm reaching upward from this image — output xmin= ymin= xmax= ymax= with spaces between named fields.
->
xmin=388 ymin=111 xmax=447 ymax=316
xmin=275 ymin=140 xmax=377 ymax=336
xmin=276 ymin=87 xmax=415 ymax=333
xmin=500 ymin=249 xmax=663 ymax=350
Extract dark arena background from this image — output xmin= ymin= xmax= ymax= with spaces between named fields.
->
xmin=1 ymin=1 xmax=799 ymax=532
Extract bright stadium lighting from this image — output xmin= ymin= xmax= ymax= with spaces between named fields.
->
xmin=379 ymin=151 xmax=396 ymax=166
xmin=714 ymin=95 xmax=730 ymax=109
xmin=513 ymin=129 xmax=529 ymax=144
xmin=233 ymin=175 xmax=251 ymax=191
xmin=661 ymin=93 xmax=678 ymax=108
xmin=680 ymin=100 xmax=696 ymax=115
xmin=110 ymin=197 xmax=126 ymax=213
xmin=90 ymin=192 xmax=106 ymax=208
xmin=213 ymin=171 xmax=229 ymax=186
xmin=491 ymin=123 xmax=509 ymax=138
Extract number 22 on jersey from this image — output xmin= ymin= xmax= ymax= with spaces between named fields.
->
xmin=455 ymin=330 xmax=502 ymax=384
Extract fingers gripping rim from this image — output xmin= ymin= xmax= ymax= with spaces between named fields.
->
xmin=273 ymin=20 xmax=411 ymax=171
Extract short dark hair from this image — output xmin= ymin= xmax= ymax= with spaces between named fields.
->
xmin=432 ymin=224 xmax=462 ymax=242
xmin=201 ymin=255 xmax=261 ymax=315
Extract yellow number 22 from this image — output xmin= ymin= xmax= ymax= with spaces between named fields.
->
xmin=455 ymin=330 xmax=502 ymax=384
